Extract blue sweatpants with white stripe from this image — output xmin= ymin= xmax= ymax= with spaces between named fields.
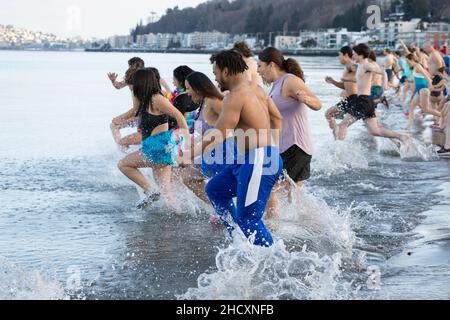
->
xmin=205 ymin=146 xmax=283 ymax=247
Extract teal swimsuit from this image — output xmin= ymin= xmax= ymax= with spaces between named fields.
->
xmin=413 ymin=70 xmax=428 ymax=94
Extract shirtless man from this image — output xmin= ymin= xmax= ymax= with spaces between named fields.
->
xmin=324 ymin=46 xmax=358 ymax=139
xmin=336 ymin=44 xmax=408 ymax=145
xmin=187 ymin=50 xmax=283 ymax=247
xmin=383 ymin=48 xmax=397 ymax=86
xmin=423 ymin=42 xmax=446 ymax=83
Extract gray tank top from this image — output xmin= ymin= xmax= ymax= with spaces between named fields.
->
xmin=269 ymin=73 xmax=314 ymax=155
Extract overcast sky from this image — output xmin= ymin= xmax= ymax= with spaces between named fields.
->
xmin=0 ymin=0 xmax=207 ymax=38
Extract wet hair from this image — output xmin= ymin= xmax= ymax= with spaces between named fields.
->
xmin=233 ymin=41 xmax=254 ymax=58
xmin=125 ymin=57 xmax=145 ymax=85
xmin=258 ymin=47 xmax=305 ymax=82
xmin=368 ymin=51 xmax=377 ymax=62
xmin=173 ymin=65 xmax=195 ymax=90
xmin=384 ymin=48 xmax=392 ymax=54
xmin=353 ymin=43 xmax=371 ymax=59
xmin=210 ymin=50 xmax=249 ymax=75
xmin=395 ymin=50 xmax=402 ymax=57
xmin=186 ymin=72 xmax=223 ymax=100
xmin=340 ymin=46 xmax=353 ymax=58
xmin=133 ymin=68 xmax=162 ymax=116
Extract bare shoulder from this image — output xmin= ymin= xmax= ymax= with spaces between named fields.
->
xmin=208 ymin=97 xmax=223 ymax=112
xmin=285 ymin=74 xmax=305 ymax=89
xmin=153 ymin=93 xmax=168 ymax=103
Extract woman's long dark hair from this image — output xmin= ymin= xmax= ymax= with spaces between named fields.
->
xmin=258 ymin=47 xmax=305 ymax=82
xmin=173 ymin=65 xmax=195 ymax=90
xmin=186 ymin=72 xmax=223 ymax=100
xmin=133 ymin=68 xmax=162 ymax=116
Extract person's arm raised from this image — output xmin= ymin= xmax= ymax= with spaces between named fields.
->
xmin=108 ymin=72 xmax=127 ymax=90
xmin=160 ymin=78 xmax=172 ymax=94
xmin=286 ymin=76 xmax=322 ymax=111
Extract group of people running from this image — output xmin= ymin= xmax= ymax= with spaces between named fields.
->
xmin=106 ymin=40 xmax=449 ymax=248
xmin=326 ymin=41 xmax=450 ymax=156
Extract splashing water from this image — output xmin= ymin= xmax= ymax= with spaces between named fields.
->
xmin=270 ymin=187 xmax=356 ymax=257
xmin=313 ymin=139 xmax=369 ymax=176
xmin=399 ymin=138 xmax=439 ymax=162
xmin=179 ymin=237 xmax=359 ymax=300
xmin=0 ymin=257 xmax=67 ymax=300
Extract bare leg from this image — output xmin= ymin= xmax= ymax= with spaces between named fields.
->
xmin=419 ymin=89 xmax=441 ymax=118
xmin=153 ymin=166 xmax=178 ymax=211
xmin=265 ymin=192 xmax=280 ymax=220
xmin=118 ymin=151 xmax=157 ymax=193
xmin=337 ymin=114 xmax=358 ymax=141
xmin=179 ymin=166 xmax=209 ymax=203
xmin=401 ymin=83 xmax=410 ymax=106
xmin=364 ymin=117 xmax=405 ymax=142
xmin=325 ymin=106 xmax=341 ymax=138
xmin=407 ymin=94 xmax=420 ymax=130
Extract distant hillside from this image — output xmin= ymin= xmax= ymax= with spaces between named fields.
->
xmin=132 ymin=0 xmax=450 ymax=36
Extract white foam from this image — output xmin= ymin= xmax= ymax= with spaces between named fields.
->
xmin=0 ymin=257 xmax=68 ymax=300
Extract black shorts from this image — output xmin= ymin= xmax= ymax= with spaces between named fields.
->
xmin=346 ymin=95 xmax=376 ymax=120
xmin=280 ymin=145 xmax=312 ymax=183
xmin=337 ymin=94 xmax=358 ymax=117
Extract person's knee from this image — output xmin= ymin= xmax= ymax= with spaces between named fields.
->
xmin=368 ymin=126 xmax=381 ymax=136
xmin=117 ymin=161 xmax=126 ymax=173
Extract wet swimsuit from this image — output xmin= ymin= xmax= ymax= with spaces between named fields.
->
xmin=139 ymin=109 xmax=177 ymax=166
xmin=371 ymin=86 xmax=384 ymax=100
xmin=139 ymin=109 xmax=168 ymax=141
xmin=337 ymin=94 xmax=358 ymax=115
xmin=413 ymin=70 xmax=428 ymax=94
xmin=338 ymin=94 xmax=375 ymax=120
xmin=386 ymin=68 xmax=394 ymax=82
xmin=431 ymin=74 xmax=444 ymax=97
xmin=206 ymin=146 xmax=283 ymax=247
xmin=355 ymin=95 xmax=376 ymax=120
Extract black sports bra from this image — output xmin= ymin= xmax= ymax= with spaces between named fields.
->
xmin=139 ymin=110 xmax=168 ymax=140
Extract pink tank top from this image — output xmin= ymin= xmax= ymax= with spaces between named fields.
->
xmin=269 ymin=73 xmax=314 ymax=155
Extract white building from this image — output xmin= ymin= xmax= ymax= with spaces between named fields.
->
xmin=298 ymin=28 xmax=368 ymax=49
xmin=108 ymin=35 xmax=133 ymax=48
xmin=186 ymin=31 xmax=230 ymax=49
xmin=274 ymin=36 xmax=300 ymax=50
xmin=377 ymin=19 xmax=421 ymax=46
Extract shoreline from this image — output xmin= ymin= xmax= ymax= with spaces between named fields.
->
xmin=0 ymin=47 xmax=346 ymax=57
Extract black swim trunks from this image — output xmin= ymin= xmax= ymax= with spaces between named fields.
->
xmin=336 ymin=94 xmax=358 ymax=118
xmin=348 ymin=95 xmax=377 ymax=120
xmin=280 ymin=145 xmax=312 ymax=183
